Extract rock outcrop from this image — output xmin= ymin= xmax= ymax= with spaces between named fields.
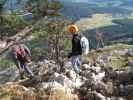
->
xmin=0 ymin=44 xmax=133 ymax=100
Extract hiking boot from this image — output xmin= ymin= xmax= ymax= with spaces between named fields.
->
xmin=79 ymin=72 xmax=82 ymax=76
xmin=78 ymin=70 xmax=82 ymax=76
xmin=28 ymin=74 xmax=34 ymax=79
xmin=20 ymin=74 xmax=25 ymax=79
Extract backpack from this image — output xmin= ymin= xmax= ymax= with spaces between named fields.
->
xmin=80 ymin=36 xmax=89 ymax=55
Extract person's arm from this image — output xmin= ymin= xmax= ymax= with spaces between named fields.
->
xmin=22 ymin=45 xmax=33 ymax=64
xmin=12 ymin=48 xmax=18 ymax=60
xmin=22 ymin=44 xmax=31 ymax=57
xmin=68 ymin=39 xmax=73 ymax=58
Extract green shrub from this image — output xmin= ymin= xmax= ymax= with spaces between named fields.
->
xmin=48 ymin=2 xmax=63 ymax=10
xmin=0 ymin=59 xmax=15 ymax=68
xmin=27 ymin=17 xmax=71 ymax=64
xmin=28 ymin=0 xmax=63 ymax=18
xmin=0 ymin=13 xmax=28 ymax=38
xmin=31 ymin=47 xmax=47 ymax=62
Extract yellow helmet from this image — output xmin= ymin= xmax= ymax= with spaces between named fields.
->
xmin=68 ymin=25 xmax=79 ymax=33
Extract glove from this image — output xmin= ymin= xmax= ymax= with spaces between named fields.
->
xmin=26 ymin=61 xmax=32 ymax=66
xmin=68 ymin=52 xmax=72 ymax=58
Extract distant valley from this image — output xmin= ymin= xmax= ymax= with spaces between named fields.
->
xmin=60 ymin=0 xmax=133 ymax=47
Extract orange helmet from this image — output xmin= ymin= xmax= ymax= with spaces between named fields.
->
xmin=68 ymin=25 xmax=79 ymax=33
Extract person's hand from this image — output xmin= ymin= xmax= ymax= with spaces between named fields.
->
xmin=68 ymin=52 xmax=72 ymax=58
xmin=19 ymin=69 xmax=24 ymax=74
xmin=68 ymin=54 xmax=71 ymax=59
xmin=28 ymin=59 xmax=31 ymax=62
xmin=27 ymin=61 xmax=32 ymax=66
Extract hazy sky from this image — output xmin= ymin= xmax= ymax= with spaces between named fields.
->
xmin=60 ymin=0 xmax=89 ymax=3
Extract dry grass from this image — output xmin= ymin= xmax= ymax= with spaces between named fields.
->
xmin=75 ymin=14 xmax=115 ymax=31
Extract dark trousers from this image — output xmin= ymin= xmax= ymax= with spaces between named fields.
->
xmin=97 ymin=39 xmax=104 ymax=49
xmin=15 ymin=59 xmax=34 ymax=78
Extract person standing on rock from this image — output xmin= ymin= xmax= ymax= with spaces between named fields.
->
xmin=96 ymin=29 xmax=104 ymax=49
xmin=12 ymin=43 xmax=34 ymax=79
xmin=68 ymin=25 xmax=89 ymax=74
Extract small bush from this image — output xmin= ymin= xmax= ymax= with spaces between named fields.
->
xmin=31 ymin=47 xmax=47 ymax=62
xmin=0 ymin=59 xmax=15 ymax=68
xmin=48 ymin=2 xmax=63 ymax=10
xmin=0 ymin=13 xmax=28 ymax=38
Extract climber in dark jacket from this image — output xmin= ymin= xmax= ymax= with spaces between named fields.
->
xmin=68 ymin=25 xmax=82 ymax=74
xmin=72 ymin=34 xmax=82 ymax=56
xmin=12 ymin=43 xmax=34 ymax=79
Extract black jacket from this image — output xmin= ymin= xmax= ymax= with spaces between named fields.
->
xmin=71 ymin=34 xmax=82 ymax=56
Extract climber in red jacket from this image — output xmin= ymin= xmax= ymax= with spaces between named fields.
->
xmin=12 ymin=43 xmax=34 ymax=79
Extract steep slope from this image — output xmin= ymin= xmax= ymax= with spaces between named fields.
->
xmin=0 ymin=44 xmax=133 ymax=100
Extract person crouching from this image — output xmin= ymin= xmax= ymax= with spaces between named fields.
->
xmin=12 ymin=43 xmax=34 ymax=79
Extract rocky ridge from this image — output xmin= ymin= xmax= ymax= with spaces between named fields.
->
xmin=0 ymin=44 xmax=133 ymax=100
